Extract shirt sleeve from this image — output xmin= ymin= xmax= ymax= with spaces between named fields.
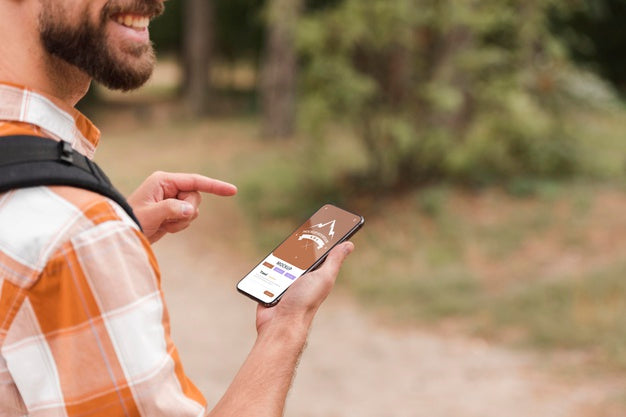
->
xmin=2 ymin=213 xmax=207 ymax=417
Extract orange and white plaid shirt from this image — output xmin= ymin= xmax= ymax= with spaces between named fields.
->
xmin=0 ymin=83 xmax=207 ymax=416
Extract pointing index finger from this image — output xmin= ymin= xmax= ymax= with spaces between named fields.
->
xmin=162 ymin=173 xmax=238 ymax=197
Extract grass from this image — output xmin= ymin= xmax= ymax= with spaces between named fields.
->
xmin=493 ymin=262 xmax=626 ymax=365
xmin=574 ymin=107 xmax=626 ymax=180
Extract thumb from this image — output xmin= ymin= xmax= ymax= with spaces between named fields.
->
xmin=317 ymin=242 xmax=355 ymax=278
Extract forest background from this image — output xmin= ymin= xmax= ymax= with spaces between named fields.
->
xmin=84 ymin=0 xmax=626 ymax=405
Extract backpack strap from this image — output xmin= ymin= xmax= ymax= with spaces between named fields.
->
xmin=0 ymin=135 xmax=142 ymax=229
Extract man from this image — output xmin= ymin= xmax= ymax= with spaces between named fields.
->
xmin=0 ymin=0 xmax=354 ymax=415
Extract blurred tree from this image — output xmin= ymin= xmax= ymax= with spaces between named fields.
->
xmin=213 ymin=0 xmax=266 ymax=64
xmin=151 ymin=0 xmax=265 ymax=86
xmin=147 ymin=0 xmax=342 ymax=121
xmin=304 ymin=0 xmax=344 ymax=11
xmin=551 ymin=0 xmax=626 ymax=94
xmin=260 ymin=0 xmax=304 ymax=139
xmin=298 ymin=0 xmax=613 ymax=189
xmin=150 ymin=0 xmax=183 ymax=52
xmin=182 ymin=0 xmax=213 ymax=116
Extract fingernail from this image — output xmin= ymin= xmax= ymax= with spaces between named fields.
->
xmin=181 ymin=203 xmax=194 ymax=216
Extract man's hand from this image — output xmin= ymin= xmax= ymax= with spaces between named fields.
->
xmin=255 ymin=241 xmax=355 ymax=334
xmin=209 ymin=241 xmax=354 ymax=417
xmin=127 ymin=171 xmax=237 ymax=243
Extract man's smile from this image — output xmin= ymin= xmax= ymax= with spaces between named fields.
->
xmin=109 ymin=12 xmax=152 ymax=43
xmin=112 ymin=13 xmax=150 ymax=30
xmin=104 ymin=1 xmax=164 ymax=45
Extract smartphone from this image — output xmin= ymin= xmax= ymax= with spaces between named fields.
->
xmin=237 ymin=204 xmax=364 ymax=307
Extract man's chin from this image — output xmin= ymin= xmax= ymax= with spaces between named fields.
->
xmin=92 ymin=48 xmax=155 ymax=91
xmin=94 ymin=69 xmax=153 ymax=92
xmin=92 ymin=66 xmax=154 ymax=91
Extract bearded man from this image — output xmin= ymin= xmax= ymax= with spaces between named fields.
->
xmin=0 ymin=1 xmax=354 ymax=416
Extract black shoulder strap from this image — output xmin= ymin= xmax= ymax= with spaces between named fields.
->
xmin=0 ymin=135 xmax=142 ymax=229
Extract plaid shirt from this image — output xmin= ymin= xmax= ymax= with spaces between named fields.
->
xmin=0 ymin=83 xmax=207 ymax=416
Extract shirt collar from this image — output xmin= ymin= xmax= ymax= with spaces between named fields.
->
xmin=0 ymin=82 xmax=100 ymax=159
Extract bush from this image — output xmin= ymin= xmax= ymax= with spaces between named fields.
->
xmin=298 ymin=0 xmax=619 ymax=189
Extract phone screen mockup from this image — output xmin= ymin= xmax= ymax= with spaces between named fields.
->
xmin=237 ymin=204 xmax=364 ymax=306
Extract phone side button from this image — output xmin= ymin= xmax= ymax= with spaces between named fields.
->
xmin=264 ymin=290 xmax=275 ymax=297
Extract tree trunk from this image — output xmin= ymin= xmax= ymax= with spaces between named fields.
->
xmin=260 ymin=0 xmax=303 ymax=139
xmin=183 ymin=0 xmax=212 ymax=117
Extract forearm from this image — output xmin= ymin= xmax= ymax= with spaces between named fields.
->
xmin=208 ymin=318 xmax=311 ymax=417
xmin=207 ymin=242 xmax=354 ymax=416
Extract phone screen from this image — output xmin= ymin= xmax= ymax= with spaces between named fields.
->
xmin=237 ymin=204 xmax=364 ymax=306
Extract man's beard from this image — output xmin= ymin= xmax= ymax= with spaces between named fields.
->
xmin=38 ymin=1 xmax=163 ymax=91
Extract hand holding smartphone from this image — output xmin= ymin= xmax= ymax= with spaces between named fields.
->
xmin=237 ymin=204 xmax=364 ymax=307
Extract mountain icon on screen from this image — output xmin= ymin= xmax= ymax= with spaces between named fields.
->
xmin=312 ymin=220 xmax=336 ymax=238
xmin=296 ymin=219 xmax=337 ymax=250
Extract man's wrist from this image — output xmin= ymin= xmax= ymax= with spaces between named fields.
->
xmin=257 ymin=315 xmax=312 ymax=347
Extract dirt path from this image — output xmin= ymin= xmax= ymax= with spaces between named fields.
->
xmin=155 ymin=233 xmax=623 ymax=417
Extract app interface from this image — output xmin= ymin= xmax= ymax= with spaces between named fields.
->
xmin=238 ymin=205 xmax=361 ymax=304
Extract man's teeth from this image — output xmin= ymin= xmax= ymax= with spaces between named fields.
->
xmin=115 ymin=15 xmax=150 ymax=29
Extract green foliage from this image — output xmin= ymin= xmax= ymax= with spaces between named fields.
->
xmin=150 ymin=0 xmax=183 ymax=52
xmin=551 ymin=0 xmax=626 ymax=95
xmin=298 ymin=0 xmax=620 ymax=189
xmin=214 ymin=0 xmax=266 ymax=62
